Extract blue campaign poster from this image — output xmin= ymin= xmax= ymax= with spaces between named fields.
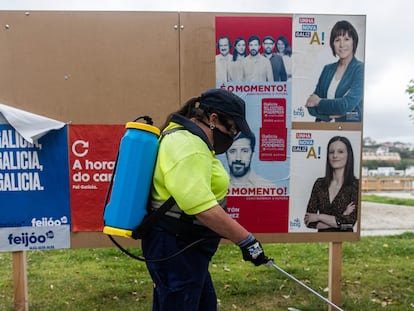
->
xmin=0 ymin=125 xmax=71 ymax=251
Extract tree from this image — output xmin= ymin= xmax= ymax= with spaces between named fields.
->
xmin=406 ymin=79 xmax=414 ymax=121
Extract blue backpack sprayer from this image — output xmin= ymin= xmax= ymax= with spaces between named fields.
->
xmin=103 ymin=116 xmax=161 ymax=239
xmin=102 ymin=116 xmax=345 ymax=310
xmin=102 ymin=116 xmax=207 ymax=262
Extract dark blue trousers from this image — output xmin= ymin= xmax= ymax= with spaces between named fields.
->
xmin=142 ymin=224 xmax=220 ymax=311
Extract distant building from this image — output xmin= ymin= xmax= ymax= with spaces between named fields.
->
xmin=362 ymin=151 xmax=401 ymax=162
xmin=375 ymin=146 xmax=389 ymax=154
xmin=363 ymin=137 xmax=414 ymax=151
xmin=377 ymin=167 xmax=395 ymax=176
xmin=406 ymin=166 xmax=414 ymax=177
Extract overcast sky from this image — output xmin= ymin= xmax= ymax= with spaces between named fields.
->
xmin=2 ymin=0 xmax=413 ymax=144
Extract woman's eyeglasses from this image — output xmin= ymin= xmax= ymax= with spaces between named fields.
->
xmin=218 ymin=114 xmax=239 ymax=138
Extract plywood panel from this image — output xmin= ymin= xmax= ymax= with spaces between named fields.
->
xmin=179 ymin=12 xmax=216 ymax=101
xmin=0 ymin=11 xmax=180 ymax=126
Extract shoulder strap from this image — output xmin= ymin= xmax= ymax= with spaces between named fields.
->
xmin=160 ymin=126 xmax=184 ymax=136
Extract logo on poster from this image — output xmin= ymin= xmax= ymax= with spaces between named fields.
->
xmin=290 ymin=217 xmax=301 ymax=228
xmin=293 ymin=107 xmax=305 ymax=117
xmin=31 ymin=216 xmax=68 ymax=227
xmin=72 ymin=140 xmax=89 ymax=157
xmin=8 ymin=230 xmax=54 ymax=247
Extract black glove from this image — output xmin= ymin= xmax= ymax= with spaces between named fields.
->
xmin=238 ymin=234 xmax=269 ymax=266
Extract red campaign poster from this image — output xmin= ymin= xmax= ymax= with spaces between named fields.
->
xmin=69 ymin=125 xmax=125 ymax=231
xmin=262 ymin=98 xmax=286 ymax=127
xmin=259 ymin=127 xmax=287 ymax=161
xmin=227 ymin=196 xmax=289 ymax=233
xmin=215 ymin=16 xmax=292 ymax=56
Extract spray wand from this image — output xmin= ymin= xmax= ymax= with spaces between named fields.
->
xmin=264 ymin=259 xmax=345 ymax=311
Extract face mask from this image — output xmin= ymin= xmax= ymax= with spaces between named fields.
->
xmin=213 ymin=128 xmax=234 ymax=154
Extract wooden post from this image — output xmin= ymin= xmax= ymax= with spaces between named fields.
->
xmin=329 ymin=242 xmax=342 ymax=311
xmin=12 ymin=251 xmax=29 ymax=311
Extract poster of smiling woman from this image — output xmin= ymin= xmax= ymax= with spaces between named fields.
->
xmin=292 ymin=15 xmax=366 ymax=123
xmin=289 ymin=130 xmax=361 ymax=233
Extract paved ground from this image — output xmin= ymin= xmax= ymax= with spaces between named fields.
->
xmin=361 ymin=201 xmax=414 ymax=236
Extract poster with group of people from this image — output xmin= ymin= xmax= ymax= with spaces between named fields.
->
xmin=215 ymin=16 xmax=292 ymax=233
xmin=216 ymin=14 xmax=365 ymax=234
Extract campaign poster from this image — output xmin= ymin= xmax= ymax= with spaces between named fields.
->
xmin=215 ymin=16 xmax=292 ymax=233
xmin=292 ymin=14 xmax=366 ymax=123
xmin=289 ymin=130 xmax=361 ymax=233
xmin=69 ymin=125 xmax=125 ymax=231
xmin=0 ymin=125 xmax=70 ymax=252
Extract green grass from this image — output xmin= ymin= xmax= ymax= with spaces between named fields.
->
xmin=1 ymin=233 xmax=414 ymax=311
xmin=362 ymin=194 xmax=414 ymax=207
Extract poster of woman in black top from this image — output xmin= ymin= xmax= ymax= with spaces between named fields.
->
xmin=304 ymin=135 xmax=358 ymax=232
xmin=289 ymin=130 xmax=360 ymax=233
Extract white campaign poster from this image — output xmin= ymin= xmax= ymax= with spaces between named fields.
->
xmin=292 ymin=14 xmax=366 ymax=123
xmin=289 ymin=130 xmax=361 ymax=232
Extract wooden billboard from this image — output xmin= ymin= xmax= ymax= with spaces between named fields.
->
xmin=0 ymin=11 xmax=363 ymax=248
